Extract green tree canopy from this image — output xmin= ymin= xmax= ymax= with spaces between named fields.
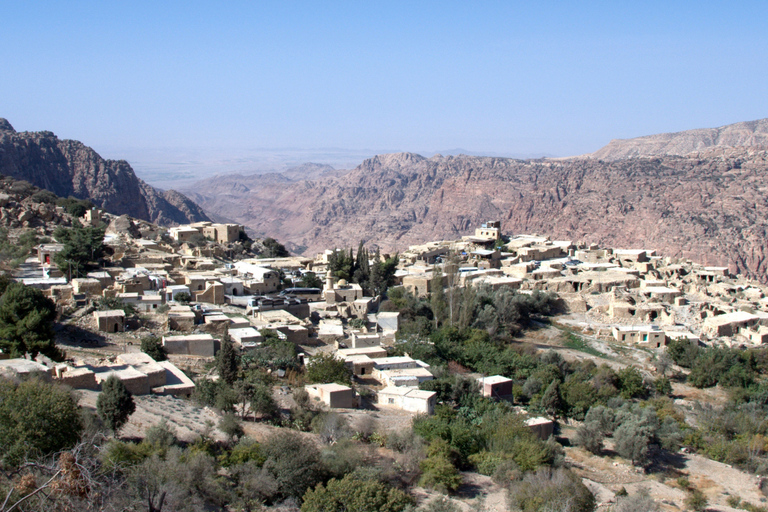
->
xmin=140 ymin=335 xmax=167 ymax=361
xmin=53 ymin=221 xmax=105 ymax=278
xmin=97 ymin=375 xmax=136 ymax=434
xmin=305 ymin=352 xmax=352 ymax=385
xmin=0 ymin=376 xmax=82 ymax=466
xmin=0 ymin=282 xmax=60 ymax=359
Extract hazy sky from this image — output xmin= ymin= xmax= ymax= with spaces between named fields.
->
xmin=3 ymin=1 xmax=768 ymax=169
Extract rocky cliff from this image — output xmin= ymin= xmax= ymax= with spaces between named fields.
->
xmin=590 ymin=118 xmax=768 ymax=161
xmin=0 ymin=119 xmax=210 ymax=226
xmin=186 ymin=149 xmax=768 ymax=282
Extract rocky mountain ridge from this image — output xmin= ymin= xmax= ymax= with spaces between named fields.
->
xmin=589 ymin=118 xmax=768 ymax=161
xmin=186 ymin=147 xmax=768 ymax=282
xmin=0 ymin=119 xmax=210 ymax=226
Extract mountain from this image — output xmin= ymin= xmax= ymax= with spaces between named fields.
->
xmin=186 ymin=148 xmax=768 ymax=282
xmin=0 ymin=119 xmax=210 ymax=226
xmin=589 ymin=118 xmax=768 ymax=161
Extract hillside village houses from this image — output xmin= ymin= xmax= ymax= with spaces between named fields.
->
xmin=6 ymin=211 xmax=768 ymax=426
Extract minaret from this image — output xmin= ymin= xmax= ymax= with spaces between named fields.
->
xmin=324 ymin=269 xmax=336 ymax=304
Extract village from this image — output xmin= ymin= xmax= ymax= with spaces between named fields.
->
xmin=2 ymin=208 xmax=767 ymax=430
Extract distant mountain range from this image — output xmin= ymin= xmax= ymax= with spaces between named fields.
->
xmin=588 ymin=118 xmax=768 ymax=160
xmin=183 ymin=118 xmax=768 ymax=282
xmin=0 ymin=119 xmax=209 ymax=225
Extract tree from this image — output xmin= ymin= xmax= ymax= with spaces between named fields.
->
xmin=299 ymin=272 xmax=323 ymax=289
xmin=97 ymin=375 xmax=136 ymax=434
xmin=301 ymin=472 xmax=413 ymax=512
xmin=305 ymin=353 xmax=352 ymax=384
xmin=618 ymin=366 xmax=647 ymax=399
xmin=419 ymin=438 xmax=462 ymax=493
xmin=575 ymin=421 xmax=604 ymax=455
xmin=218 ymin=413 xmax=244 ymax=444
xmin=261 ymin=430 xmax=324 ymax=500
xmin=217 ymin=336 xmax=239 ymax=386
xmin=0 ymin=282 xmax=60 ymax=359
xmin=541 ymin=379 xmax=563 ymax=420
xmin=0 ymin=377 xmax=82 ymax=466
xmin=141 ymin=336 xmax=167 ymax=361
xmin=262 ymin=237 xmax=290 ymax=258
xmin=430 ymin=266 xmax=447 ymax=328
xmin=234 ymin=379 xmax=276 ymax=419
xmin=53 ymin=221 xmax=105 ymax=278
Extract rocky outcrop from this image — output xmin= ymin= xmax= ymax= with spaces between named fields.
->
xmin=188 ymin=149 xmax=768 ymax=282
xmin=589 ymin=118 xmax=768 ymax=161
xmin=0 ymin=119 xmax=209 ymax=226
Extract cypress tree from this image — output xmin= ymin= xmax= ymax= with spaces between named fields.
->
xmin=218 ymin=335 xmax=239 ymax=386
xmin=97 ymin=375 xmax=136 ymax=434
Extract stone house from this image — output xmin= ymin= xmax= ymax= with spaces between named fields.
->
xmin=476 ymin=375 xmax=513 ymax=399
xmin=162 ymin=334 xmax=217 ymax=357
xmin=94 ymin=310 xmax=125 ymax=333
xmin=305 ymin=383 xmax=356 ymax=408
xmin=377 ymin=387 xmax=437 ymax=414
xmin=612 ymin=325 xmax=666 ymax=348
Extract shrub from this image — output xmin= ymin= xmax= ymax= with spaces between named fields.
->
xmin=301 ymin=472 xmax=412 ymax=512
xmin=0 ymin=377 xmax=82 ymax=466
xmin=507 ymin=467 xmax=595 ymax=512
xmin=419 ymin=438 xmax=462 ymax=493
xmin=306 ymin=352 xmax=352 ymax=384
xmin=0 ymin=282 xmax=59 ymax=359
xmin=97 ymin=375 xmax=136 ymax=434
xmin=261 ymin=430 xmax=324 ymax=500
xmin=140 ymin=335 xmax=167 ymax=361
xmin=575 ymin=421 xmax=604 ymax=454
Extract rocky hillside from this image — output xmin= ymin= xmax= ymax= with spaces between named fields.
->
xmin=0 ymin=119 xmax=210 ymax=226
xmin=590 ymin=118 xmax=768 ymax=161
xmin=186 ymin=149 xmax=768 ymax=282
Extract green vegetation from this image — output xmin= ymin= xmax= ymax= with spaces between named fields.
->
xmin=140 ymin=335 xmax=167 ymax=361
xmin=97 ymin=375 xmax=136 ymax=434
xmin=302 ymin=471 xmax=413 ymax=512
xmin=53 ymin=221 xmax=105 ymax=278
xmin=262 ymin=237 xmax=290 ymax=257
xmin=0 ymin=281 xmax=60 ymax=359
xmin=305 ymin=352 xmax=352 ymax=385
xmin=0 ymin=376 xmax=82 ymax=466
xmin=0 ymin=228 xmax=41 ymax=267
xmin=327 ymin=242 xmax=399 ymax=296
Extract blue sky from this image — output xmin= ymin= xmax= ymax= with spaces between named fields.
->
xmin=3 ymin=1 xmax=768 ymax=176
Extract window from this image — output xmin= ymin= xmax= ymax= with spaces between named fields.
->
xmin=388 ymin=398 xmax=395 ymax=404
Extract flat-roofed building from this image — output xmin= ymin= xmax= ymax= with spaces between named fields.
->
xmin=305 ymin=383 xmax=356 ymax=408
xmin=162 ymin=334 xmax=216 ymax=357
xmin=378 ymin=386 xmax=437 ymax=414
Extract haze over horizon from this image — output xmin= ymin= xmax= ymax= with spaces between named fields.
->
xmin=4 ymin=1 xmax=768 ymax=186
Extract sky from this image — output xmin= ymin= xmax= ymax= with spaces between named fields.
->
xmin=3 ymin=1 xmax=768 ymax=183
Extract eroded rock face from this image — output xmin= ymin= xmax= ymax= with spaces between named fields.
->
xmin=0 ymin=119 xmax=209 ymax=226
xmin=187 ymin=149 xmax=768 ymax=282
xmin=589 ymin=118 xmax=768 ymax=161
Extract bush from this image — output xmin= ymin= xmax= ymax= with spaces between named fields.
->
xmin=613 ymin=488 xmax=660 ymax=512
xmin=419 ymin=438 xmax=462 ymax=493
xmin=261 ymin=430 xmax=324 ymax=500
xmin=140 ymin=335 xmax=167 ymax=361
xmin=97 ymin=375 xmax=136 ymax=434
xmin=0 ymin=282 xmax=59 ymax=359
xmin=0 ymin=377 xmax=82 ymax=466
xmin=301 ymin=472 xmax=413 ymax=512
xmin=507 ymin=468 xmax=595 ymax=512
xmin=575 ymin=421 xmax=604 ymax=454
xmin=306 ymin=352 xmax=352 ymax=385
